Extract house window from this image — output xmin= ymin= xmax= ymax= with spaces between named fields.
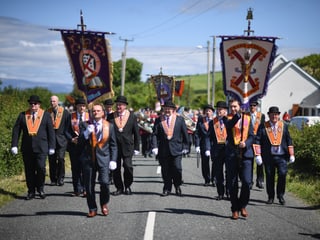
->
xmin=311 ymin=108 xmax=316 ymax=116
xmin=303 ymin=108 xmax=309 ymax=116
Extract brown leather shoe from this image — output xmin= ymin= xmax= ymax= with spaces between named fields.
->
xmin=231 ymin=211 xmax=239 ymax=220
xmin=240 ymin=208 xmax=248 ymax=217
xmin=101 ymin=204 xmax=109 ymax=216
xmin=87 ymin=210 xmax=97 ymax=218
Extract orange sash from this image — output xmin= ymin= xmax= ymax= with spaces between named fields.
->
xmin=26 ymin=109 xmax=44 ymax=136
xmin=48 ymin=106 xmax=64 ymax=129
xmin=228 ymin=113 xmax=250 ymax=145
xmin=71 ymin=112 xmax=89 ymax=136
xmin=265 ymin=121 xmax=283 ymax=146
xmin=91 ymin=120 xmax=110 ymax=161
xmin=114 ymin=110 xmax=129 ymax=132
xmin=161 ymin=114 xmax=177 ymax=140
xmin=252 ymin=112 xmax=262 ymax=135
xmin=213 ymin=118 xmax=227 ymax=144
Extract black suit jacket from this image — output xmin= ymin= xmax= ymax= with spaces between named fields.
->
xmin=194 ymin=115 xmax=211 ymax=153
xmin=152 ymin=115 xmax=189 ymax=157
xmin=48 ymin=107 xmax=70 ymax=148
xmin=11 ymin=109 xmax=56 ymax=154
xmin=107 ymin=110 xmax=140 ymax=157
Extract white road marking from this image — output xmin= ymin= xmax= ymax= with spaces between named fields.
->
xmin=144 ymin=211 xmax=156 ymax=240
xmin=156 ymin=166 xmax=161 ymax=175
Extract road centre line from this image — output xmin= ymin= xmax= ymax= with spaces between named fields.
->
xmin=144 ymin=211 xmax=156 ymax=240
xmin=156 ymin=166 xmax=161 ymax=175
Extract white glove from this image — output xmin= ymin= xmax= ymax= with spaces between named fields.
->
xmin=255 ymin=155 xmax=263 ymax=166
xmin=182 ymin=149 xmax=189 ymax=155
xmin=289 ymin=156 xmax=295 ymax=164
xmin=205 ymin=150 xmax=210 ymax=157
xmin=195 ymin=147 xmax=200 ymax=153
xmin=11 ymin=147 xmax=18 ymax=155
xmin=109 ymin=161 xmax=117 ymax=170
xmin=84 ymin=124 xmax=95 ymax=139
xmin=152 ymin=148 xmax=158 ymax=156
xmin=49 ymin=149 xmax=55 ymax=155
xmin=134 ymin=150 xmax=140 ymax=155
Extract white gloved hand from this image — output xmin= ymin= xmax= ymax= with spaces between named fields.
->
xmin=255 ymin=155 xmax=263 ymax=166
xmin=289 ymin=156 xmax=295 ymax=164
xmin=84 ymin=124 xmax=95 ymax=139
xmin=182 ymin=149 xmax=189 ymax=155
xmin=195 ymin=146 xmax=200 ymax=153
xmin=11 ymin=147 xmax=18 ymax=155
xmin=205 ymin=150 xmax=210 ymax=157
xmin=152 ymin=148 xmax=158 ymax=156
xmin=49 ymin=149 xmax=55 ymax=155
xmin=134 ymin=150 xmax=140 ymax=156
xmin=109 ymin=161 xmax=117 ymax=170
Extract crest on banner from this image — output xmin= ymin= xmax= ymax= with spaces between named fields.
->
xmin=151 ymin=72 xmax=175 ymax=105
xmin=220 ymin=36 xmax=277 ymax=107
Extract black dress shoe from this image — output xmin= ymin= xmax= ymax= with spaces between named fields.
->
xmin=256 ymin=181 xmax=264 ymax=189
xmin=161 ymin=190 xmax=170 ymax=197
xmin=39 ymin=191 xmax=46 ymax=199
xmin=124 ymin=187 xmax=132 ymax=195
xmin=112 ymin=189 xmax=123 ymax=196
xmin=279 ymin=197 xmax=286 ymax=205
xmin=26 ymin=193 xmax=35 ymax=200
xmin=175 ymin=187 xmax=182 ymax=196
xmin=49 ymin=182 xmax=57 ymax=186
xmin=58 ymin=181 xmax=64 ymax=186
xmin=267 ymin=198 xmax=274 ymax=204
xmin=216 ymin=195 xmax=223 ymax=201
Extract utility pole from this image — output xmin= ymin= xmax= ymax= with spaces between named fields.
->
xmin=119 ymin=37 xmax=134 ymax=95
xmin=206 ymin=40 xmax=210 ymax=104
xmin=211 ymin=36 xmax=216 ymax=105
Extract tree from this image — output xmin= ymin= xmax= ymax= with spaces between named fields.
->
xmin=295 ymin=54 xmax=320 ymax=82
xmin=112 ymin=58 xmax=143 ymax=87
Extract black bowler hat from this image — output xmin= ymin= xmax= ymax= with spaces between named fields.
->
xmin=268 ymin=106 xmax=281 ymax=114
xmin=163 ymin=101 xmax=176 ymax=109
xmin=203 ymin=104 xmax=215 ymax=112
xmin=104 ymin=99 xmax=114 ymax=106
xmin=115 ymin=95 xmax=128 ymax=105
xmin=75 ymin=98 xmax=86 ymax=105
xmin=27 ymin=95 xmax=41 ymax=104
xmin=250 ymin=100 xmax=259 ymax=106
xmin=215 ymin=101 xmax=228 ymax=109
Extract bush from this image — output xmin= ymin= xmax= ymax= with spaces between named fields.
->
xmin=289 ymin=123 xmax=320 ymax=176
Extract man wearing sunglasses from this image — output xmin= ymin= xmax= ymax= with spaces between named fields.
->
xmin=11 ymin=95 xmax=56 ymax=200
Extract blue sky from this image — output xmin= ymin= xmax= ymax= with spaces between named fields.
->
xmin=1 ymin=0 xmax=319 ymax=92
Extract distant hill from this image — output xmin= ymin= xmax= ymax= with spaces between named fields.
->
xmin=0 ymin=78 xmax=73 ymax=93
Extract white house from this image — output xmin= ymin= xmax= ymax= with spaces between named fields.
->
xmin=259 ymin=54 xmax=320 ymax=117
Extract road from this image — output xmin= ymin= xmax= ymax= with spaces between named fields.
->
xmin=0 ymin=151 xmax=319 ymax=240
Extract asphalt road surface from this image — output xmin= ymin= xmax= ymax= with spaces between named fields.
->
xmin=0 ymin=151 xmax=319 ymax=240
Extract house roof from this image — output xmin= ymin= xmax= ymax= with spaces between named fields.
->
xmin=300 ymin=89 xmax=320 ymax=108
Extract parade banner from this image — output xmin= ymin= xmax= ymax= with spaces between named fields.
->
xmin=60 ymin=30 xmax=114 ymax=103
xmin=151 ymin=74 xmax=175 ymax=105
xmin=174 ymin=80 xmax=185 ymax=97
xmin=220 ymin=36 xmax=277 ymax=108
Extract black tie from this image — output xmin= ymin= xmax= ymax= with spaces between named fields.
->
xmin=32 ymin=112 xmax=35 ymax=123
xmin=79 ymin=114 xmax=83 ymax=122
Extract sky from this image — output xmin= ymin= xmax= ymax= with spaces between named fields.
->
xmin=1 ymin=0 xmax=320 ymax=92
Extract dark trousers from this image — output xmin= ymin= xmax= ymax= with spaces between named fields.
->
xmin=225 ymin=148 xmax=252 ymax=212
xmin=251 ymin=161 xmax=264 ymax=184
xmin=83 ymin=160 xmax=110 ymax=211
xmin=200 ymin=152 xmax=214 ymax=184
xmin=22 ymin=152 xmax=47 ymax=194
xmin=48 ymin=145 xmax=66 ymax=184
xmin=68 ymin=145 xmax=85 ymax=193
xmin=141 ymin=134 xmax=152 ymax=156
xmin=213 ymin=147 xmax=228 ymax=196
xmin=113 ymin=155 xmax=133 ymax=190
xmin=159 ymin=154 xmax=182 ymax=192
xmin=264 ymin=155 xmax=288 ymax=199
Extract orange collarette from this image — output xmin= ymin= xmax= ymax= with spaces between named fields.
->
xmin=48 ymin=106 xmax=64 ymax=129
xmin=26 ymin=109 xmax=44 ymax=136
xmin=213 ymin=118 xmax=227 ymax=144
xmin=114 ymin=110 xmax=129 ymax=131
xmin=161 ymin=114 xmax=177 ymax=140
xmin=265 ymin=121 xmax=283 ymax=146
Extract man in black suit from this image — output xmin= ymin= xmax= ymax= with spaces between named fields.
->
xmin=152 ymin=101 xmax=189 ymax=196
xmin=207 ymin=101 xmax=229 ymax=200
xmin=47 ymin=95 xmax=70 ymax=186
xmin=11 ymin=95 xmax=56 ymax=200
xmin=79 ymin=103 xmax=118 ymax=217
xmin=107 ymin=96 xmax=140 ymax=195
xmin=195 ymin=104 xmax=215 ymax=186
xmin=65 ymin=98 xmax=89 ymax=196
xmin=254 ymin=106 xmax=295 ymax=205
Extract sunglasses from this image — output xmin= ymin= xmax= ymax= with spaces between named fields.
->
xmin=250 ymin=104 xmax=257 ymax=107
xmin=29 ymin=102 xmax=39 ymax=105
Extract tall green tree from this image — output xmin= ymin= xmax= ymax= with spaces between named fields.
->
xmin=112 ymin=58 xmax=143 ymax=86
xmin=295 ymin=54 xmax=320 ymax=82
